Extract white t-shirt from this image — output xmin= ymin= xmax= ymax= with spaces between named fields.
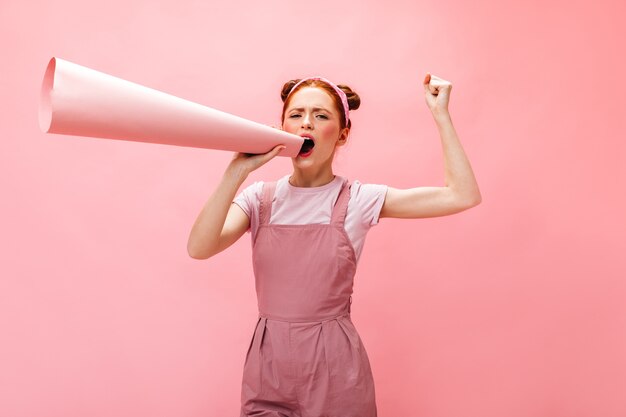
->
xmin=233 ymin=175 xmax=388 ymax=263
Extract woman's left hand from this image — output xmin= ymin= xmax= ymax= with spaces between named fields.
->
xmin=423 ymin=73 xmax=452 ymax=116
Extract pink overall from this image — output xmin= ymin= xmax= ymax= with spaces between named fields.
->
xmin=240 ymin=178 xmax=378 ymax=417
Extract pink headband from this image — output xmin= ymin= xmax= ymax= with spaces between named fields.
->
xmin=288 ymin=76 xmax=350 ymax=125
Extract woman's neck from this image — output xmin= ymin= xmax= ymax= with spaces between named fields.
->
xmin=289 ymin=167 xmax=336 ymax=188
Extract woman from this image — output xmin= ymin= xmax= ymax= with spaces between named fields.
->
xmin=188 ymin=74 xmax=481 ymax=417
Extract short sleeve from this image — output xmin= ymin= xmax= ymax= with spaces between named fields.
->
xmin=233 ymin=181 xmax=263 ymax=234
xmin=350 ymin=181 xmax=388 ymax=227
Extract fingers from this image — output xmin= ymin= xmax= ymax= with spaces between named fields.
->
xmin=424 ymin=72 xmax=436 ymax=95
xmin=259 ymin=144 xmax=286 ymax=164
xmin=270 ymin=144 xmax=286 ymax=156
xmin=232 ymin=144 xmax=285 ymax=166
xmin=423 ymin=72 xmax=452 ymax=95
xmin=424 ymin=75 xmax=438 ymax=95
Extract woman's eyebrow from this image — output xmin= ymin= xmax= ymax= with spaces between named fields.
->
xmin=289 ymin=107 xmax=330 ymax=112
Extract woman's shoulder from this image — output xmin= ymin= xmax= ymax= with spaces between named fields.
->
xmin=347 ymin=179 xmax=389 ymax=226
xmin=349 ymin=178 xmax=389 ymax=195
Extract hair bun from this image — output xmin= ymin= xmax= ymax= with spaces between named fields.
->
xmin=280 ymin=79 xmax=301 ymax=103
xmin=337 ymin=84 xmax=361 ymax=111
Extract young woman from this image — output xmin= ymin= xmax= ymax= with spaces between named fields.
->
xmin=188 ymin=74 xmax=481 ymax=417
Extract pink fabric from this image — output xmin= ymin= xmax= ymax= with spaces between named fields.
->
xmin=233 ymin=175 xmax=388 ymax=263
xmin=240 ymin=178 xmax=378 ymax=416
xmin=289 ymin=76 xmax=350 ymax=125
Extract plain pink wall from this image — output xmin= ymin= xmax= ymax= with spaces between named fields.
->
xmin=1 ymin=0 xmax=625 ymax=416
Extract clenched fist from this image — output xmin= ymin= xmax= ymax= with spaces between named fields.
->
xmin=423 ymin=73 xmax=452 ymax=115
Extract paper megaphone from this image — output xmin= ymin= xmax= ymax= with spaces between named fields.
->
xmin=38 ymin=57 xmax=304 ymax=157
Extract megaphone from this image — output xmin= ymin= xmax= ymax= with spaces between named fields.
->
xmin=38 ymin=57 xmax=304 ymax=157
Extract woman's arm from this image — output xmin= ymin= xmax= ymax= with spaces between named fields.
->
xmin=187 ymin=144 xmax=285 ymax=259
xmin=380 ymin=73 xmax=481 ymax=219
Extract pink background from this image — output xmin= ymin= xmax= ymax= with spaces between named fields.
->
xmin=1 ymin=1 xmax=625 ymax=416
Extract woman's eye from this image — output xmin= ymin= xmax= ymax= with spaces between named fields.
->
xmin=288 ymin=113 xmax=327 ymax=119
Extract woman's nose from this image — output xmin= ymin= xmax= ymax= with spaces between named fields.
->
xmin=301 ymin=113 xmax=313 ymax=128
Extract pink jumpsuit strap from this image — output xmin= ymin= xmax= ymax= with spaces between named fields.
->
xmin=258 ymin=181 xmax=277 ymax=226
xmin=331 ymin=179 xmax=354 ymax=313
xmin=330 ymin=178 xmax=352 ymax=226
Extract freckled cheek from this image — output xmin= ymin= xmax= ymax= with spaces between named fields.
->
xmin=320 ymin=124 xmax=337 ymax=137
xmin=283 ymin=119 xmax=298 ymax=131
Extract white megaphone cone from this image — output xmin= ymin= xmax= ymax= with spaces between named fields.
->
xmin=39 ymin=57 xmax=304 ymax=157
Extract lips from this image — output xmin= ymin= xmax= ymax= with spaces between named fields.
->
xmin=299 ymin=134 xmax=315 ymax=155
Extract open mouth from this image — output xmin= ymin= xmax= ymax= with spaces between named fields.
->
xmin=299 ymin=138 xmax=315 ymax=156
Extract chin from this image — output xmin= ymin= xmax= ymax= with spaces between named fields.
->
xmin=292 ymin=157 xmax=311 ymax=165
xmin=291 ymin=156 xmax=316 ymax=168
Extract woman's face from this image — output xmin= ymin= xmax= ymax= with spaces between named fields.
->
xmin=282 ymin=86 xmax=349 ymax=170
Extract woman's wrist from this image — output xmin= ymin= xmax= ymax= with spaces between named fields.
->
xmin=224 ymin=162 xmax=249 ymax=185
xmin=432 ymin=109 xmax=452 ymax=125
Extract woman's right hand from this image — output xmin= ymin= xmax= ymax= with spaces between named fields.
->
xmin=228 ymin=143 xmax=286 ymax=177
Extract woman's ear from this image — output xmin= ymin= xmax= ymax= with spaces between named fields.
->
xmin=337 ymin=127 xmax=350 ymax=145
